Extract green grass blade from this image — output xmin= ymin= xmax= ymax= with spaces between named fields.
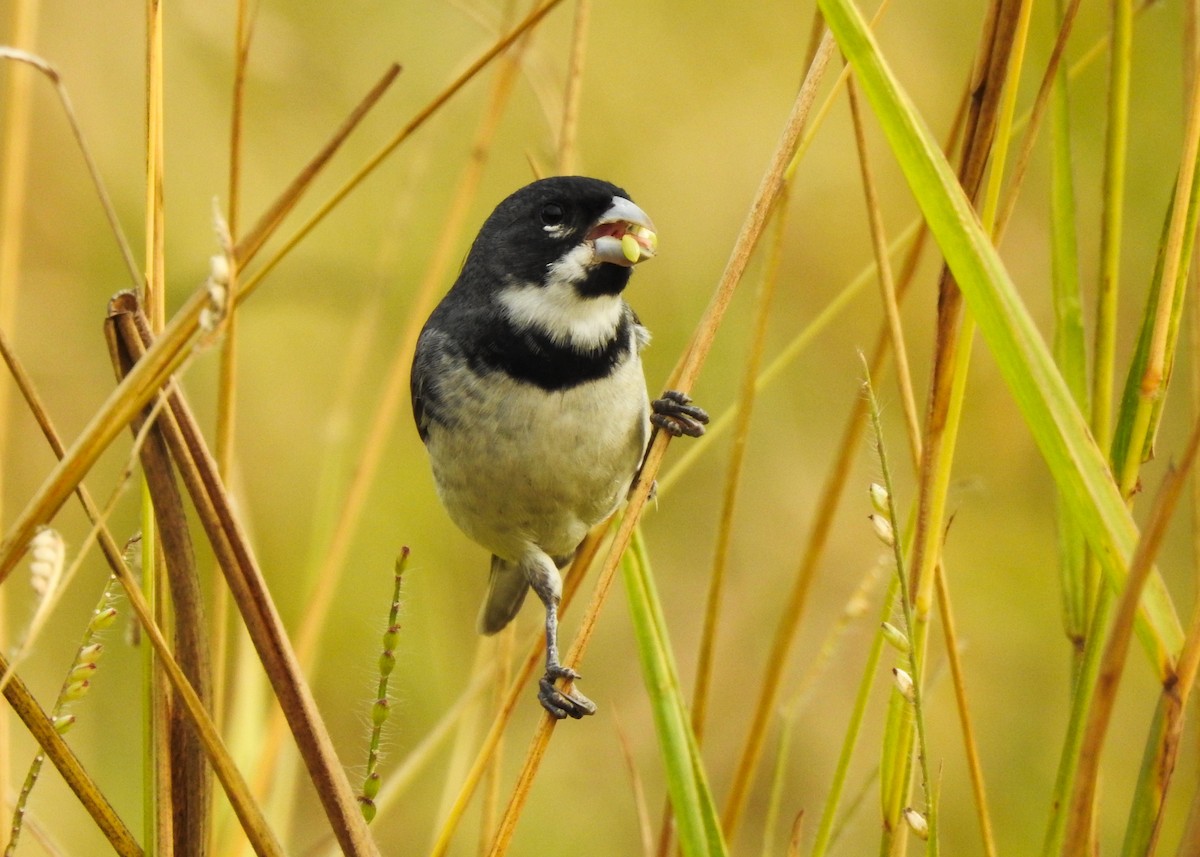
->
xmin=1110 ymin=167 xmax=1200 ymax=488
xmin=817 ymin=0 xmax=1184 ymax=667
xmin=1049 ymin=0 xmax=1091 ymax=659
xmin=622 ymin=528 xmax=727 ymax=857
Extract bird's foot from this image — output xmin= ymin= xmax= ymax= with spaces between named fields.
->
xmin=651 ymin=390 xmax=709 ymax=438
xmin=537 ymin=663 xmax=597 ymax=720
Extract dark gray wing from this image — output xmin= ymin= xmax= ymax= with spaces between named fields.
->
xmin=410 ymin=328 xmax=450 ymax=444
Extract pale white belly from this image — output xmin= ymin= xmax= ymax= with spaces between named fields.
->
xmin=425 ymin=356 xmax=650 ymax=561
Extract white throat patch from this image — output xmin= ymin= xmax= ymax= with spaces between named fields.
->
xmin=500 ymin=279 xmax=624 ymax=351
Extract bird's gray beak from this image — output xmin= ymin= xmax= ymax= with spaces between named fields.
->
xmin=588 ymin=197 xmax=658 ymax=267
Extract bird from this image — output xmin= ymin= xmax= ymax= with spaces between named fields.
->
xmin=410 ymin=176 xmax=708 ymax=719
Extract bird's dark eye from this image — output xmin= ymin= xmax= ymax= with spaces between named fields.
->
xmin=540 ymin=203 xmax=565 ymax=227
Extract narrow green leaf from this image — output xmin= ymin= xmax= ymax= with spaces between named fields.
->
xmin=1048 ymin=0 xmax=1091 ymax=654
xmin=817 ymin=0 xmax=1184 ymax=666
xmin=1110 ymin=166 xmax=1200 ymax=485
xmin=622 ymin=529 xmax=727 ymax=857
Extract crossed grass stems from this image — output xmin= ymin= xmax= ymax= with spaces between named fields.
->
xmin=2 ymin=0 xmax=1200 ymax=854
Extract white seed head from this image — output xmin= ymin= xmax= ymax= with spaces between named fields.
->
xmin=29 ymin=528 xmax=65 ymax=599
xmin=869 ymin=482 xmax=890 ymax=514
xmin=903 ymin=807 xmax=929 ymax=840
xmin=869 ymin=514 xmax=895 ymax=546
xmin=892 ymin=666 xmax=915 ymax=702
xmin=209 ymin=252 xmax=231 ymax=287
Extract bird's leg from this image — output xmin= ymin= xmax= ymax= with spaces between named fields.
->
xmin=525 ymin=555 xmax=596 ymax=719
xmin=651 ymin=390 xmax=709 ymax=438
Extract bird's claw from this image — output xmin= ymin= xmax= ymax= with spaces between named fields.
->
xmin=651 ymin=390 xmax=709 ymax=438
xmin=538 ymin=664 xmax=597 ymax=720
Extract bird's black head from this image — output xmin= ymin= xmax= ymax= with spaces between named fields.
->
xmin=463 ymin=176 xmax=657 ymax=299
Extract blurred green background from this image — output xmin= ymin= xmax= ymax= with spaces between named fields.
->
xmin=2 ymin=0 xmax=1197 ymax=854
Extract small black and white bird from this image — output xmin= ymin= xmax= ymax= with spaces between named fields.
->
xmin=410 ymin=176 xmax=707 ymax=719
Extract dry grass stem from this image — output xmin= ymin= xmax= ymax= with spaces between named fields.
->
xmin=0 ymin=322 xmax=284 ymax=856
xmin=720 ymin=72 xmax=972 ymax=845
xmin=232 ymin=63 xmax=402 ymax=273
xmin=237 ymin=0 xmax=566 ymax=299
xmin=0 ymin=649 xmax=141 ymax=855
xmin=556 ymin=0 xmax=590 ymax=175
xmin=110 ymin=295 xmax=377 ymax=855
xmin=846 ymin=75 xmax=921 ymax=471
xmin=993 ymin=0 xmax=1084 ymax=239
xmin=0 ymin=48 xmax=140 ymax=286
xmin=427 ymin=527 xmax=606 ymax=857
xmin=1064 ymin=415 xmax=1200 ymax=853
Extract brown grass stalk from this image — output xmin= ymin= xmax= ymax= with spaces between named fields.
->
xmin=0 ymin=325 xmax=286 ymax=857
xmin=107 ymin=308 xmax=212 ymax=856
xmin=909 ymin=0 xmax=1023 ymax=617
xmin=110 ymin=296 xmax=378 ymax=856
xmin=1063 ymin=415 xmax=1200 ymax=854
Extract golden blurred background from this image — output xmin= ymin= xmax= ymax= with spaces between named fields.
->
xmin=1 ymin=0 xmax=1196 ymax=854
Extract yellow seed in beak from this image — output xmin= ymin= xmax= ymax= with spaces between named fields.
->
xmin=635 ymin=226 xmax=658 ymax=253
xmin=621 ymin=232 xmax=641 ymax=263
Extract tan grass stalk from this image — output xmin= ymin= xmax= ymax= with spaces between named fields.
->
xmin=428 ymin=527 xmax=606 ymax=857
xmin=0 ymin=48 xmax=140 ymax=285
xmin=0 ymin=3 xmax=38 ymax=806
xmin=0 ymin=649 xmax=141 ymax=855
xmin=933 ymin=566 xmax=997 ymax=857
xmin=993 ymin=0 xmax=1084 ymax=239
xmin=720 ymin=81 xmax=970 ymax=847
xmin=846 ymin=76 xmax=921 ymax=470
xmin=232 ymin=62 xmax=401 ymax=272
xmin=1063 ymin=416 xmax=1200 ymax=854
xmin=477 ymin=626 xmax=516 ymax=856
xmin=691 ymin=187 xmax=790 ymax=746
xmin=144 ymin=0 xmax=165 ymax=327
xmin=611 ymin=705 xmax=655 ymax=857
xmin=486 ymin=33 xmax=837 ymax=856
xmin=210 ymin=0 xmax=255 ymax=743
xmin=556 ymin=0 xmax=590 ymax=175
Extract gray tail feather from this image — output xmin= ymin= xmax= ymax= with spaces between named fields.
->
xmin=477 ymin=555 xmax=529 ymax=635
